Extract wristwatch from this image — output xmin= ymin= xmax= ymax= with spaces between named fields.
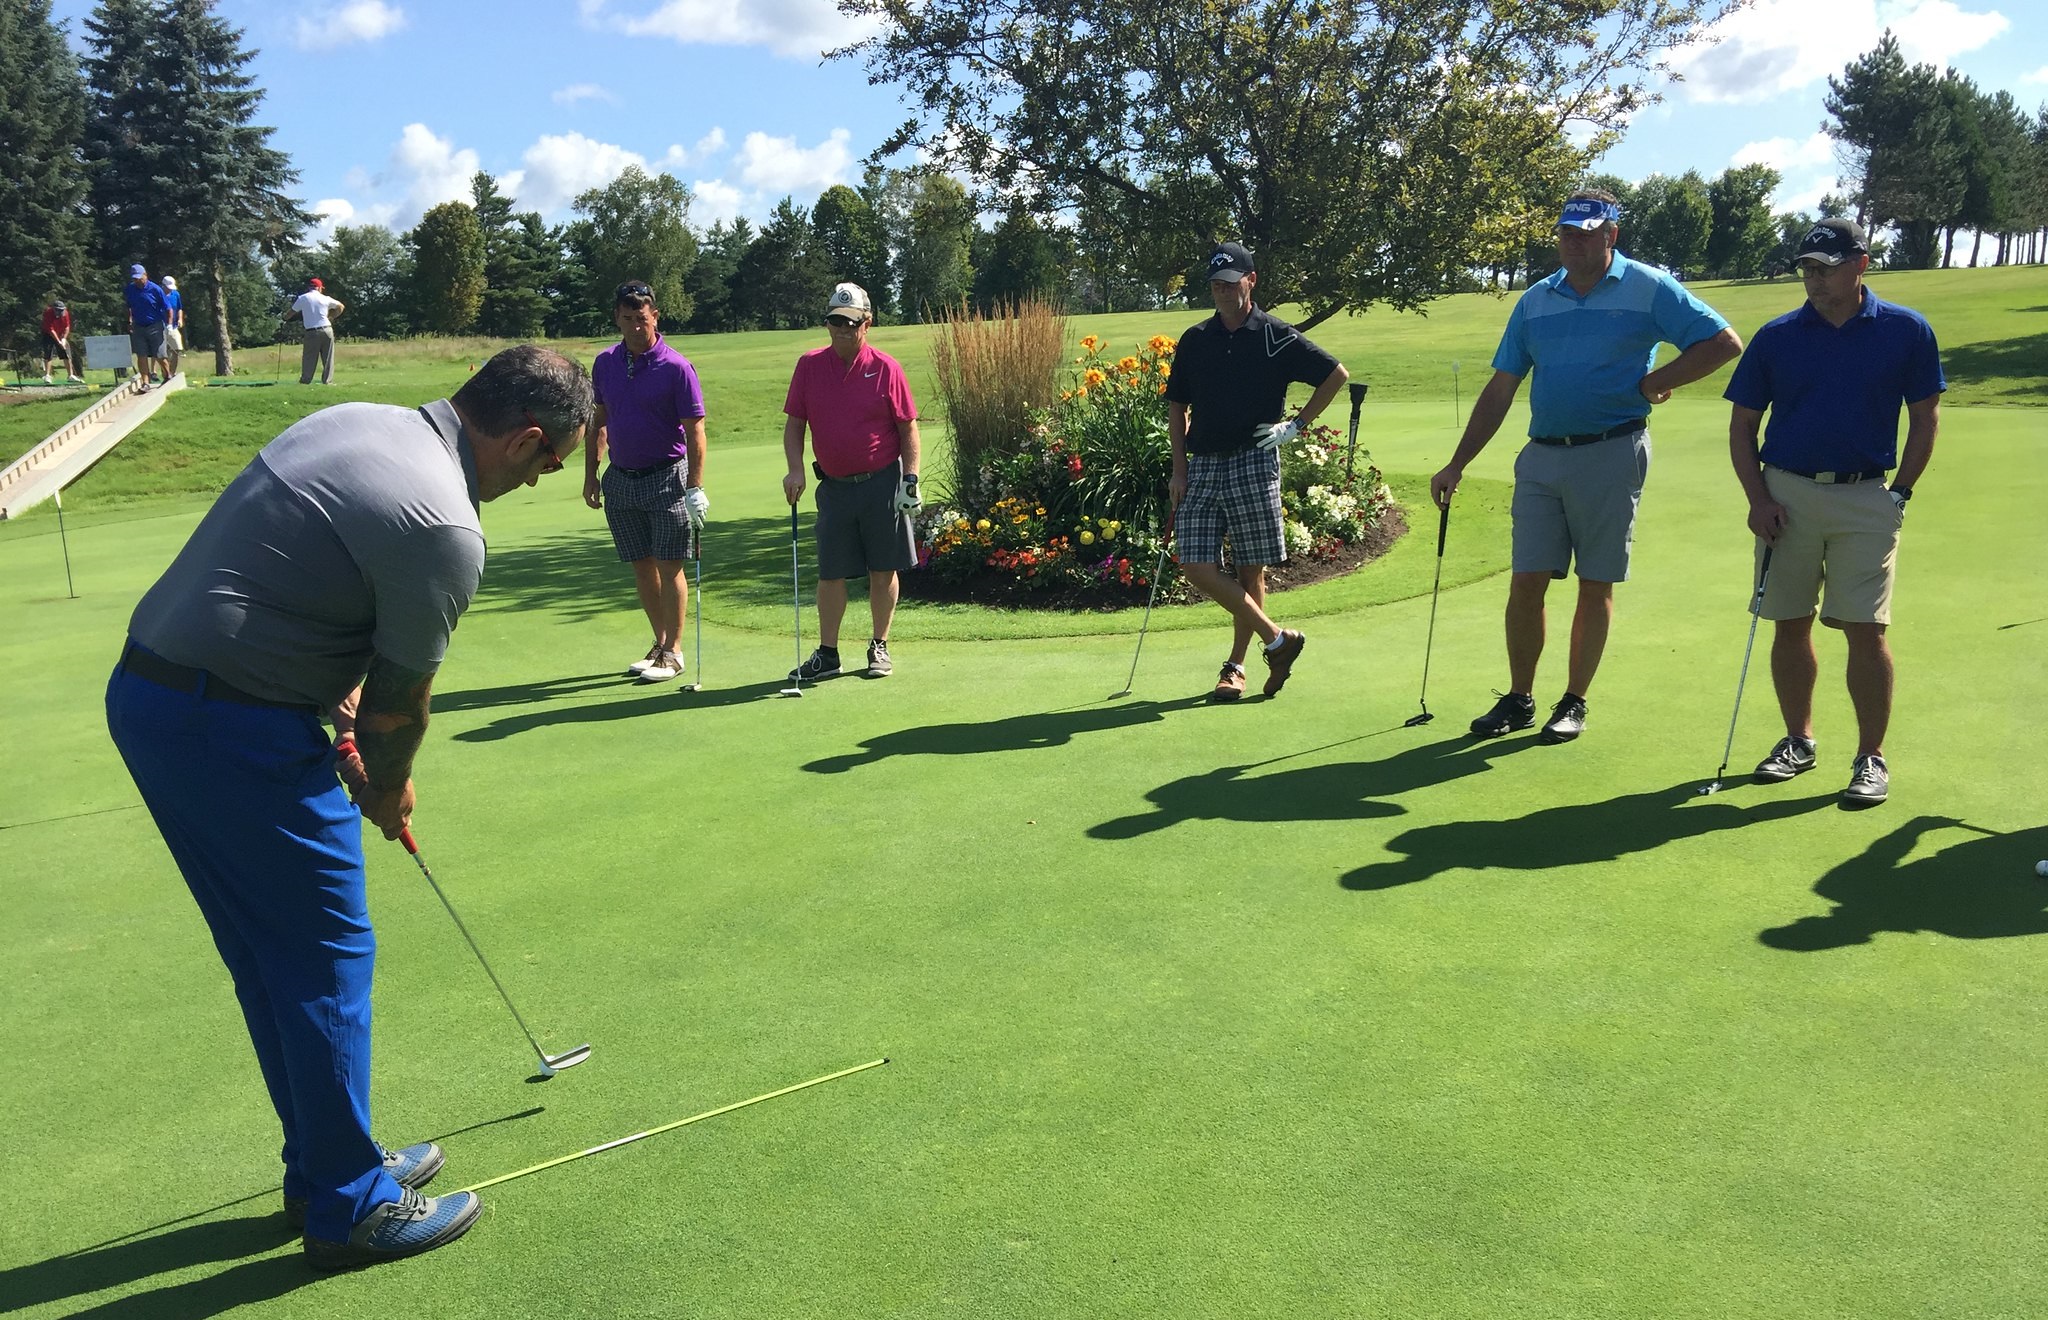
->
xmin=1889 ymin=485 xmax=1912 ymax=511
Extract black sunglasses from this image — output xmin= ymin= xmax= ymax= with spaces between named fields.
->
xmin=825 ymin=315 xmax=864 ymax=329
xmin=523 ymin=411 xmax=564 ymax=473
xmin=616 ymin=281 xmax=654 ymax=303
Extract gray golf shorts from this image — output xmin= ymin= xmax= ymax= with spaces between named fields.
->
xmin=1175 ymin=447 xmax=1285 ymax=566
xmin=1510 ymin=431 xmax=1651 ymax=583
xmin=602 ymin=460 xmax=697 ymax=563
xmin=815 ymin=457 xmax=917 ymax=579
xmin=130 ymin=323 xmax=166 ymax=359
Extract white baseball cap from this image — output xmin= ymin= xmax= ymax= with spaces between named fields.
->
xmin=825 ymin=283 xmax=872 ymax=318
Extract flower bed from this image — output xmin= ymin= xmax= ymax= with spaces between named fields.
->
xmin=907 ymin=331 xmax=1399 ymax=610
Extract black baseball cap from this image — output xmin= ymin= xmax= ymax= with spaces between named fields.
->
xmin=1795 ymin=218 xmax=1868 ymax=266
xmin=1205 ymin=243 xmax=1255 ymax=283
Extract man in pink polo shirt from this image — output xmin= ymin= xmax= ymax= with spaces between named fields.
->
xmin=781 ymin=282 xmax=921 ymax=679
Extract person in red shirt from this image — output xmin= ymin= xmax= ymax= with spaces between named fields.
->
xmin=41 ymin=301 xmax=80 ymax=384
xmin=781 ymin=283 xmax=922 ymax=679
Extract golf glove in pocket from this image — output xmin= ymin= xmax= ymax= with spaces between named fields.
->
xmin=684 ymin=486 xmax=710 ymax=527
xmin=895 ymin=473 xmax=923 ymax=514
xmin=1252 ymin=419 xmax=1299 ymax=451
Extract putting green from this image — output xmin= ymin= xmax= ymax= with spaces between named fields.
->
xmin=3 ymin=272 xmax=2046 ymax=1318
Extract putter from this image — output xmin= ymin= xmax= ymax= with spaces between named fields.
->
xmin=399 ymin=826 xmax=591 ymax=1077
xmin=1110 ymin=542 xmax=1172 ymax=699
xmin=1343 ymin=381 xmax=1369 ymax=482
xmin=679 ymin=545 xmax=703 ymax=692
xmin=1700 ymin=545 xmax=1775 ymax=795
xmin=780 ymin=503 xmax=804 ymax=698
xmin=1405 ymin=500 xmax=1449 ymax=727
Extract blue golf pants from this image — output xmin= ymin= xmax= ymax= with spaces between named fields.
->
xmin=106 ymin=653 xmax=403 ymax=1242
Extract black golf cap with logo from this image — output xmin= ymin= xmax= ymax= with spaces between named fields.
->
xmin=1795 ymin=218 xmax=1868 ymax=266
xmin=1206 ymin=242 xmax=1255 ymax=283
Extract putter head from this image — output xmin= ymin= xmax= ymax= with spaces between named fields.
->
xmin=1403 ymin=711 xmax=1434 ymax=727
xmin=679 ymin=682 xmax=700 ymax=692
xmin=542 ymin=1043 xmax=592 ymax=1073
xmin=778 ymin=686 xmax=804 ymax=698
xmin=1697 ymin=781 xmax=1723 ymax=796
xmin=1108 ymin=688 xmax=1133 ymax=700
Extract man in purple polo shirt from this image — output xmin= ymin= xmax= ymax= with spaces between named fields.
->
xmin=583 ymin=280 xmax=710 ymax=683
xmin=1726 ymin=218 xmax=1943 ymax=806
xmin=781 ymin=282 xmax=921 ymax=680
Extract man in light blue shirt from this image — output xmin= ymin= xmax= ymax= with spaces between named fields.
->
xmin=1431 ymin=190 xmax=1742 ymax=744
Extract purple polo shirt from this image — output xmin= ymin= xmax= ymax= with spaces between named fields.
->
xmin=592 ymin=335 xmax=707 ymax=470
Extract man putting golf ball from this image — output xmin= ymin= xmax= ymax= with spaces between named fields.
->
xmin=105 ymin=346 xmax=591 ymax=1270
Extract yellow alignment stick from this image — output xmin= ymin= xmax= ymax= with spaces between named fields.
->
xmin=457 ymin=1057 xmax=890 ymax=1194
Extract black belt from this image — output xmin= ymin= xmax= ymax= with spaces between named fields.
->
xmin=1529 ymin=422 xmax=1646 ymax=447
xmin=1768 ymin=464 xmax=1887 ymax=485
xmin=119 ymin=644 xmax=313 ymax=711
xmin=813 ymin=460 xmax=884 ymax=484
xmin=613 ymin=456 xmax=682 ymax=478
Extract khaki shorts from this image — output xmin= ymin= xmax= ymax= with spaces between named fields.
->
xmin=1756 ymin=466 xmax=1900 ymax=627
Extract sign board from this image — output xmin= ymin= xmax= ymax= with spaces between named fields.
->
xmin=83 ymin=335 xmax=132 ymax=371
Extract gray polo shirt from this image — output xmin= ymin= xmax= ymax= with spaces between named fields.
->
xmin=129 ymin=399 xmax=486 ymax=709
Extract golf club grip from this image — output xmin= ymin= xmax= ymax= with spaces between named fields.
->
xmin=1435 ymin=502 xmax=1449 ymax=556
xmin=400 ymin=826 xmax=419 ymax=855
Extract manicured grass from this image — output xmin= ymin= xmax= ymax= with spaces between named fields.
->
xmin=2 ymin=268 xmax=2045 ymax=1318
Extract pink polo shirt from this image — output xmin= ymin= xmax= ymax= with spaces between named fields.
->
xmin=783 ymin=343 xmax=917 ymax=479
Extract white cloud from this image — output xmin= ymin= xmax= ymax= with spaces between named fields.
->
xmin=380 ymin=123 xmax=480 ymax=228
xmin=551 ymin=83 xmax=621 ymax=107
xmin=295 ymin=1 xmax=407 ymax=50
xmin=2023 ymin=65 xmax=2048 ymax=85
xmin=1672 ymin=0 xmax=2010 ymax=105
xmin=1731 ymin=131 xmax=1836 ymax=172
xmin=309 ymin=198 xmax=354 ymax=241
xmin=690 ymin=179 xmax=746 ymax=227
xmin=583 ymin=0 xmax=881 ymax=60
xmin=735 ymin=128 xmax=851 ymax=193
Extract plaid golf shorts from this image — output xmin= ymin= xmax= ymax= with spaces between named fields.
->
xmin=1175 ymin=447 xmax=1285 ymax=566
xmin=601 ymin=460 xmax=698 ymax=562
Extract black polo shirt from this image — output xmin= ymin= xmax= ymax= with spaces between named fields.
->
xmin=1164 ymin=305 xmax=1340 ymax=455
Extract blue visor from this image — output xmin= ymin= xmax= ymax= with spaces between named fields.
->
xmin=1557 ymin=199 xmax=1620 ymax=230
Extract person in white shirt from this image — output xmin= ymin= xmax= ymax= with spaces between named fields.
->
xmin=285 ymin=276 xmax=347 ymax=385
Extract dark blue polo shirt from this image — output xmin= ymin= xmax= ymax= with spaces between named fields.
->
xmin=125 ymin=279 xmax=168 ymax=327
xmin=1164 ymin=305 xmax=1340 ymax=454
xmin=1724 ymin=286 xmax=1944 ymax=472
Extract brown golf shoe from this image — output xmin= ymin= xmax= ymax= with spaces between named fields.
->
xmin=1210 ymin=662 xmax=1246 ymax=703
xmin=1261 ymin=630 xmax=1306 ymax=696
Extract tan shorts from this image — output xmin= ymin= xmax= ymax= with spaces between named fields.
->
xmin=1756 ymin=466 xmax=1900 ymax=627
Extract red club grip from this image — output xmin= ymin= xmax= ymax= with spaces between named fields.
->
xmin=400 ymin=827 xmax=419 ymax=854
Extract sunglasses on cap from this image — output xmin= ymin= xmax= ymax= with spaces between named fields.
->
xmin=615 ymin=281 xmax=654 ymax=302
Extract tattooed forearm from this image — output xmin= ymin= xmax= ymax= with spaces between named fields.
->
xmin=355 ymin=654 xmax=436 ymax=790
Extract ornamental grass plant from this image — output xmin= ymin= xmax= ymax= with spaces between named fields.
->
xmin=928 ymin=296 xmax=1068 ymax=491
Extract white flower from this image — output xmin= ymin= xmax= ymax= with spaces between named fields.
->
xmin=1283 ymin=519 xmax=1314 ymax=558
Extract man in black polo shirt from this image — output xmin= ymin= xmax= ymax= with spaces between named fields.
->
xmin=1725 ymin=218 xmax=1943 ymax=806
xmin=1164 ymin=243 xmax=1348 ymax=701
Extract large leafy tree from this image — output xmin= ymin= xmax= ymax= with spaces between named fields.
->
xmin=685 ymin=218 xmax=754 ymax=333
xmin=0 ymin=0 xmax=92 ymax=352
xmin=277 ymin=224 xmax=411 ymax=339
xmin=1629 ymin=171 xmax=1712 ymax=277
xmin=840 ymin=0 xmax=1732 ymax=325
xmin=1824 ymin=33 xmax=1963 ymax=270
xmin=1705 ymin=164 xmax=1781 ymax=279
xmin=407 ymin=201 xmax=485 ymax=334
xmin=813 ymin=184 xmax=893 ymax=313
xmin=84 ymin=0 xmax=310 ymax=373
xmin=897 ymin=173 xmax=974 ymax=319
xmin=971 ymin=204 xmax=1066 ymax=310
xmin=562 ymin=166 xmax=697 ymax=328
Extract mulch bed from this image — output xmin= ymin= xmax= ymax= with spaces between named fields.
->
xmin=900 ymin=505 xmax=1412 ymax=613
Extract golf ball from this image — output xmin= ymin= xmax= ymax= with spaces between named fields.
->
xmin=2036 ymin=861 xmax=2048 ymax=879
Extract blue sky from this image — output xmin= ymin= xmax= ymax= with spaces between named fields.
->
xmin=48 ymin=0 xmax=2048 ymax=240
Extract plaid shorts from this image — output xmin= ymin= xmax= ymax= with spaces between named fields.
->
xmin=1175 ymin=447 xmax=1285 ymax=566
xmin=601 ymin=461 xmax=698 ymax=562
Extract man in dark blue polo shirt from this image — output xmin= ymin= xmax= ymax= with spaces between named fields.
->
xmin=583 ymin=280 xmax=711 ymax=683
xmin=1164 ymin=243 xmax=1347 ymax=702
xmin=1431 ymin=189 xmax=1742 ymax=744
xmin=124 ymin=263 xmax=171 ymax=388
xmin=1725 ymin=218 xmax=1943 ymax=806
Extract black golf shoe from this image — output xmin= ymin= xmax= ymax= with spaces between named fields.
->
xmin=1538 ymin=693 xmax=1588 ymax=744
xmin=1754 ymin=735 xmax=1817 ymax=782
xmin=1468 ymin=691 xmax=1535 ymax=737
xmin=789 ymin=647 xmax=841 ymax=682
xmin=285 ymin=1141 xmax=445 ymax=1232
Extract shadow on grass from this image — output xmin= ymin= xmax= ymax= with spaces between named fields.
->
xmin=803 ymin=695 xmax=1209 ymax=774
xmin=1089 ymin=732 xmax=1536 ymax=837
xmin=1339 ymin=783 xmax=1836 ymax=891
xmin=2 ymin=1105 xmax=547 ymax=1314
xmin=1943 ymin=331 xmax=2048 ymax=399
xmin=451 ymin=678 xmax=797 ymax=742
xmin=1760 ymin=817 xmax=2048 ymax=950
xmin=469 ymin=514 xmax=840 ymax=625
xmin=431 ymin=671 xmax=633 ymax=715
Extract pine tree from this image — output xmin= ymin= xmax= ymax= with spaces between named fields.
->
xmin=812 ymin=185 xmax=891 ymax=313
xmin=408 ymin=202 xmax=486 ymax=334
xmin=735 ymin=199 xmax=828 ymax=330
xmin=471 ymin=171 xmax=553 ymax=339
xmin=0 ymin=0 xmax=93 ymax=353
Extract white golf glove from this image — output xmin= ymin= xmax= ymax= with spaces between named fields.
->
xmin=895 ymin=473 xmax=923 ymax=514
xmin=683 ymin=486 xmax=710 ymax=528
xmin=1252 ymin=419 xmax=1299 ymax=451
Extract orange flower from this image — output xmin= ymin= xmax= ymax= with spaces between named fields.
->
xmin=1083 ymin=369 xmax=1106 ymax=388
xmin=1080 ymin=334 xmax=1100 ymax=352
xmin=1116 ymin=356 xmax=1139 ymax=373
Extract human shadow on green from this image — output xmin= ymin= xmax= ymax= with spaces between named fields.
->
xmin=431 ymin=672 xmax=629 ymax=714
xmin=1760 ymin=817 xmax=2048 ymax=951
xmin=468 ymin=513 xmax=836 ymax=624
xmin=1089 ymin=733 xmax=1537 ymax=838
xmin=804 ymin=696 xmax=1209 ymax=774
xmin=452 ymin=678 xmax=796 ymax=742
xmin=0 ymin=1216 xmax=309 ymax=1317
xmin=1340 ymin=785 xmax=1835 ymax=890
xmin=1942 ymin=331 xmax=2048 ymax=399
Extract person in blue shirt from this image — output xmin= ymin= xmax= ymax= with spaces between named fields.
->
xmin=124 ymin=263 xmax=171 ymax=388
xmin=1431 ymin=190 xmax=1742 ymax=744
xmin=1724 ymin=218 xmax=1942 ymax=807
xmin=162 ymin=275 xmax=185 ymax=377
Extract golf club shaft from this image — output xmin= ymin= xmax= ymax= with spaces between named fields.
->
xmin=789 ymin=503 xmax=803 ymax=679
xmin=1120 ymin=542 xmax=1170 ymax=693
xmin=400 ymin=827 xmax=552 ymax=1067
xmin=1713 ymin=546 xmax=1774 ymax=781
xmin=1416 ymin=501 xmax=1449 ymax=710
xmin=456 ymin=1057 xmax=889 ymax=1194
xmin=692 ymin=547 xmax=703 ymax=684
xmin=1344 ymin=381 xmax=1367 ymax=482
